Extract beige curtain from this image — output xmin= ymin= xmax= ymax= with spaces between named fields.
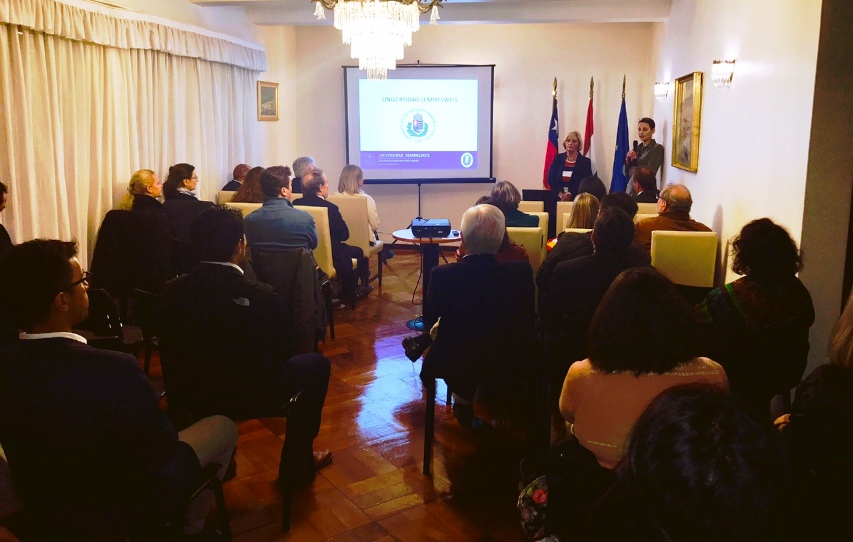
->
xmin=0 ymin=0 xmax=264 ymax=262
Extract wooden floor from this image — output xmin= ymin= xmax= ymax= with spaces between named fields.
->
xmin=148 ymin=251 xmax=534 ymax=541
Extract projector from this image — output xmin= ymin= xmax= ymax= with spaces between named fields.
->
xmin=411 ymin=218 xmax=451 ymax=238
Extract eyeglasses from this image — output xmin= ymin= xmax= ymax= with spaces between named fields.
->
xmin=65 ymin=271 xmax=92 ymax=291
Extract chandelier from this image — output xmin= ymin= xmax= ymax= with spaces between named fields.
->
xmin=313 ymin=0 xmax=444 ymax=80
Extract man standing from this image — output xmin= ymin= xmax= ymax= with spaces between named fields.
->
xmin=291 ymin=156 xmax=316 ymax=194
xmin=295 ymin=169 xmax=372 ymax=304
xmin=0 ymin=240 xmax=237 ymax=538
xmin=244 ymin=165 xmax=317 ymax=251
xmin=634 ymin=183 xmax=712 ymax=251
xmin=159 ymin=206 xmax=332 ymax=487
xmin=630 ymin=167 xmax=659 ymax=203
xmin=223 ymin=163 xmax=250 ymax=191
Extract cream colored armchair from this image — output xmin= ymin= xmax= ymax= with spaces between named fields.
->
xmin=650 ymin=230 xmax=718 ymax=288
xmin=225 ymin=202 xmax=262 ymax=218
xmin=327 ymin=193 xmax=385 ymax=287
xmin=518 ymin=201 xmax=544 ymax=213
xmin=506 ymin=226 xmax=545 ymax=275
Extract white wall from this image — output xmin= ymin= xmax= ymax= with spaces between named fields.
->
xmin=652 ymin=0 xmax=822 ymax=279
xmin=254 ymin=26 xmax=298 ymax=167
xmin=279 ymin=22 xmax=656 ymax=241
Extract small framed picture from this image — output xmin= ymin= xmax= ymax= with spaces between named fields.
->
xmin=258 ymin=81 xmax=279 ymax=121
xmin=672 ymin=72 xmax=703 ymax=172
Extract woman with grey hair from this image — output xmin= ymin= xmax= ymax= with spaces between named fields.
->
xmin=491 ymin=180 xmax=538 ymax=227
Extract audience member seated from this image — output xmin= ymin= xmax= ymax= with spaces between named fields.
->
xmin=560 ymin=267 xmax=728 ymax=469
xmin=162 ymin=163 xmax=214 ymax=242
xmin=419 ymin=204 xmax=540 ymax=427
xmin=337 ymin=164 xmax=389 ymax=272
xmin=0 ymin=182 xmax=11 ymax=261
xmin=244 ymin=166 xmax=317 ymax=251
xmin=565 ymin=193 xmax=599 ymax=230
xmin=223 ymin=163 xmax=250 ymax=191
xmin=537 ymin=192 xmax=648 ymax=295
xmin=492 ymin=180 xmax=539 ymax=227
xmin=158 ymin=206 xmax=332 ymax=488
xmin=163 ymin=163 xmax=201 ymax=202
xmin=403 ymin=198 xmax=528 ymax=364
xmin=696 ymin=218 xmax=814 ymax=420
xmin=118 ymin=169 xmax=164 ymax=213
xmin=231 ymin=166 xmax=266 ymax=203
xmin=775 ymin=291 xmax=853 ymax=540
xmin=629 ymin=166 xmax=658 ymax=203
xmin=295 ymin=169 xmax=371 ymax=304
xmin=585 ymin=385 xmax=793 ymax=542
xmin=540 ymin=208 xmax=643 ymax=391
xmin=0 ymin=239 xmax=236 ymax=539
xmin=455 ymin=196 xmax=528 ymax=263
xmin=291 ymin=156 xmax=316 ymax=194
xmin=576 ymin=174 xmax=606 ymax=202
xmin=634 ymin=183 xmax=711 ymax=252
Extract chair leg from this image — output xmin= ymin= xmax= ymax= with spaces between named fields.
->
xmin=211 ymin=477 xmax=233 ymax=541
xmin=378 ymin=250 xmax=383 ymax=287
xmin=143 ymin=339 xmax=152 ymax=377
xmin=423 ymin=378 xmax=436 ymax=476
xmin=322 ymin=281 xmax=335 ymax=340
xmin=281 ymin=484 xmax=293 ymax=532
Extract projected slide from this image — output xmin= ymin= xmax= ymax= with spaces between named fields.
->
xmin=358 ymin=79 xmax=479 ymax=170
xmin=344 ymin=65 xmax=494 ymax=184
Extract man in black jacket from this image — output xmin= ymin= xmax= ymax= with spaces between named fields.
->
xmin=159 ymin=206 xmax=332 ymax=487
xmin=295 ymin=168 xmax=371 ymax=304
xmin=0 ymin=239 xmax=237 ymax=538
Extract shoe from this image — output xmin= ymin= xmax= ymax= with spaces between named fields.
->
xmin=452 ymin=402 xmax=475 ymax=428
xmin=314 ymin=450 xmax=333 ymax=472
xmin=331 ymin=298 xmax=346 ymax=310
xmin=402 ymin=334 xmax=432 ymax=362
xmin=355 ymin=284 xmax=374 ymax=299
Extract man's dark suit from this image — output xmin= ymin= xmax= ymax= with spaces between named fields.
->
xmin=158 ymin=263 xmax=329 ymax=477
xmin=0 ymin=337 xmax=200 ymax=538
xmin=633 ymin=190 xmax=658 ymax=203
xmin=420 ymin=254 xmax=539 ymax=403
xmin=222 ymin=179 xmax=241 ymax=191
xmin=294 ymin=194 xmax=364 ymax=300
xmin=540 ymin=253 xmax=643 ymax=384
xmin=0 ymin=222 xmax=11 ymax=260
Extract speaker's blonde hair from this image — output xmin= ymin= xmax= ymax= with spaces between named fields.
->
xmin=119 ymin=169 xmax=157 ymax=210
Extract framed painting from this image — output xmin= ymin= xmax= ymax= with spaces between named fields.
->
xmin=672 ymin=72 xmax=703 ymax=172
xmin=258 ymin=81 xmax=279 ymax=121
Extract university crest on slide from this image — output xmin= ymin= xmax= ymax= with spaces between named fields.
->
xmin=402 ymin=109 xmax=436 ymax=142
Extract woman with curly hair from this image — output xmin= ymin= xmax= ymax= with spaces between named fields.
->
xmin=696 ymin=218 xmax=814 ymax=420
xmin=231 ymin=166 xmax=267 ymax=203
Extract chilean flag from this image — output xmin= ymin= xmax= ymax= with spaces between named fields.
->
xmin=543 ymin=94 xmax=559 ymax=189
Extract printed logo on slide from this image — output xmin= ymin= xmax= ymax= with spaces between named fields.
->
xmin=460 ymin=153 xmax=474 ymax=168
xmin=402 ymin=109 xmax=436 ymax=142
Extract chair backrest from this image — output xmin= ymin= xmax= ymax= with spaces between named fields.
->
xmin=163 ymin=200 xmax=215 ymax=243
xmin=297 ymin=206 xmax=335 ymax=278
xmin=225 ymin=202 xmax=262 ymax=218
xmin=636 ymin=202 xmax=658 ymax=215
xmin=518 ymin=201 xmax=544 ymax=213
xmin=634 ymin=213 xmax=657 ymax=224
xmin=290 ymin=193 xmax=303 ymax=203
xmin=133 ymin=289 xmax=160 ymax=341
xmin=506 ymin=226 xmax=545 ymax=275
xmin=651 ymin=231 xmax=718 ymax=287
xmin=564 ymin=228 xmax=592 ymax=234
xmin=326 ymin=193 xmax=370 ymax=256
xmin=556 ymin=201 xmax=574 ymax=230
xmin=530 ymin=212 xmax=549 ymax=240
xmin=90 ymin=210 xmax=174 ymax=298
xmin=249 ymin=247 xmax=325 ymax=354
xmin=218 ymin=190 xmax=236 ymax=204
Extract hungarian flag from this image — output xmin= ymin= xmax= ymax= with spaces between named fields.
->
xmin=583 ymin=85 xmax=596 ymax=173
xmin=610 ymin=92 xmax=630 ymax=193
xmin=543 ymin=93 xmax=559 ymax=189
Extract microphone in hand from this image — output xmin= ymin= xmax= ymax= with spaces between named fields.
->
xmin=631 ymin=140 xmax=640 ymax=165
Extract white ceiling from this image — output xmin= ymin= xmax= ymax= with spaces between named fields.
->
xmin=189 ymin=0 xmax=672 ymax=26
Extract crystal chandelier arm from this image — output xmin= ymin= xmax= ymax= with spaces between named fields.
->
xmin=312 ymin=1 xmax=444 ymax=16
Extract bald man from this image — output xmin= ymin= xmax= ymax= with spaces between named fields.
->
xmin=634 ymin=183 xmax=711 ymax=251
xmin=222 ymin=163 xmax=250 ymax=191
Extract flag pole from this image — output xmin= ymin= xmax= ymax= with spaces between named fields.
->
xmin=622 ymin=74 xmax=626 ymax=99
xmin=589 ymin=76 xmax=594 ymax=99
xmin=552 ymin=77 xmax=557 ymax=97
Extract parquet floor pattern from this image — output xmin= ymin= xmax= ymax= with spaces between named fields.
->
xmin=150 ymin=251 xmax=532 ymax=541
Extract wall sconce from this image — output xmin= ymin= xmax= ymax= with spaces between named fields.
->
xmin=654 ymin=82 xmax=669 ymax=101
xmin=711 ymin=60 xmax=736 ymax=90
